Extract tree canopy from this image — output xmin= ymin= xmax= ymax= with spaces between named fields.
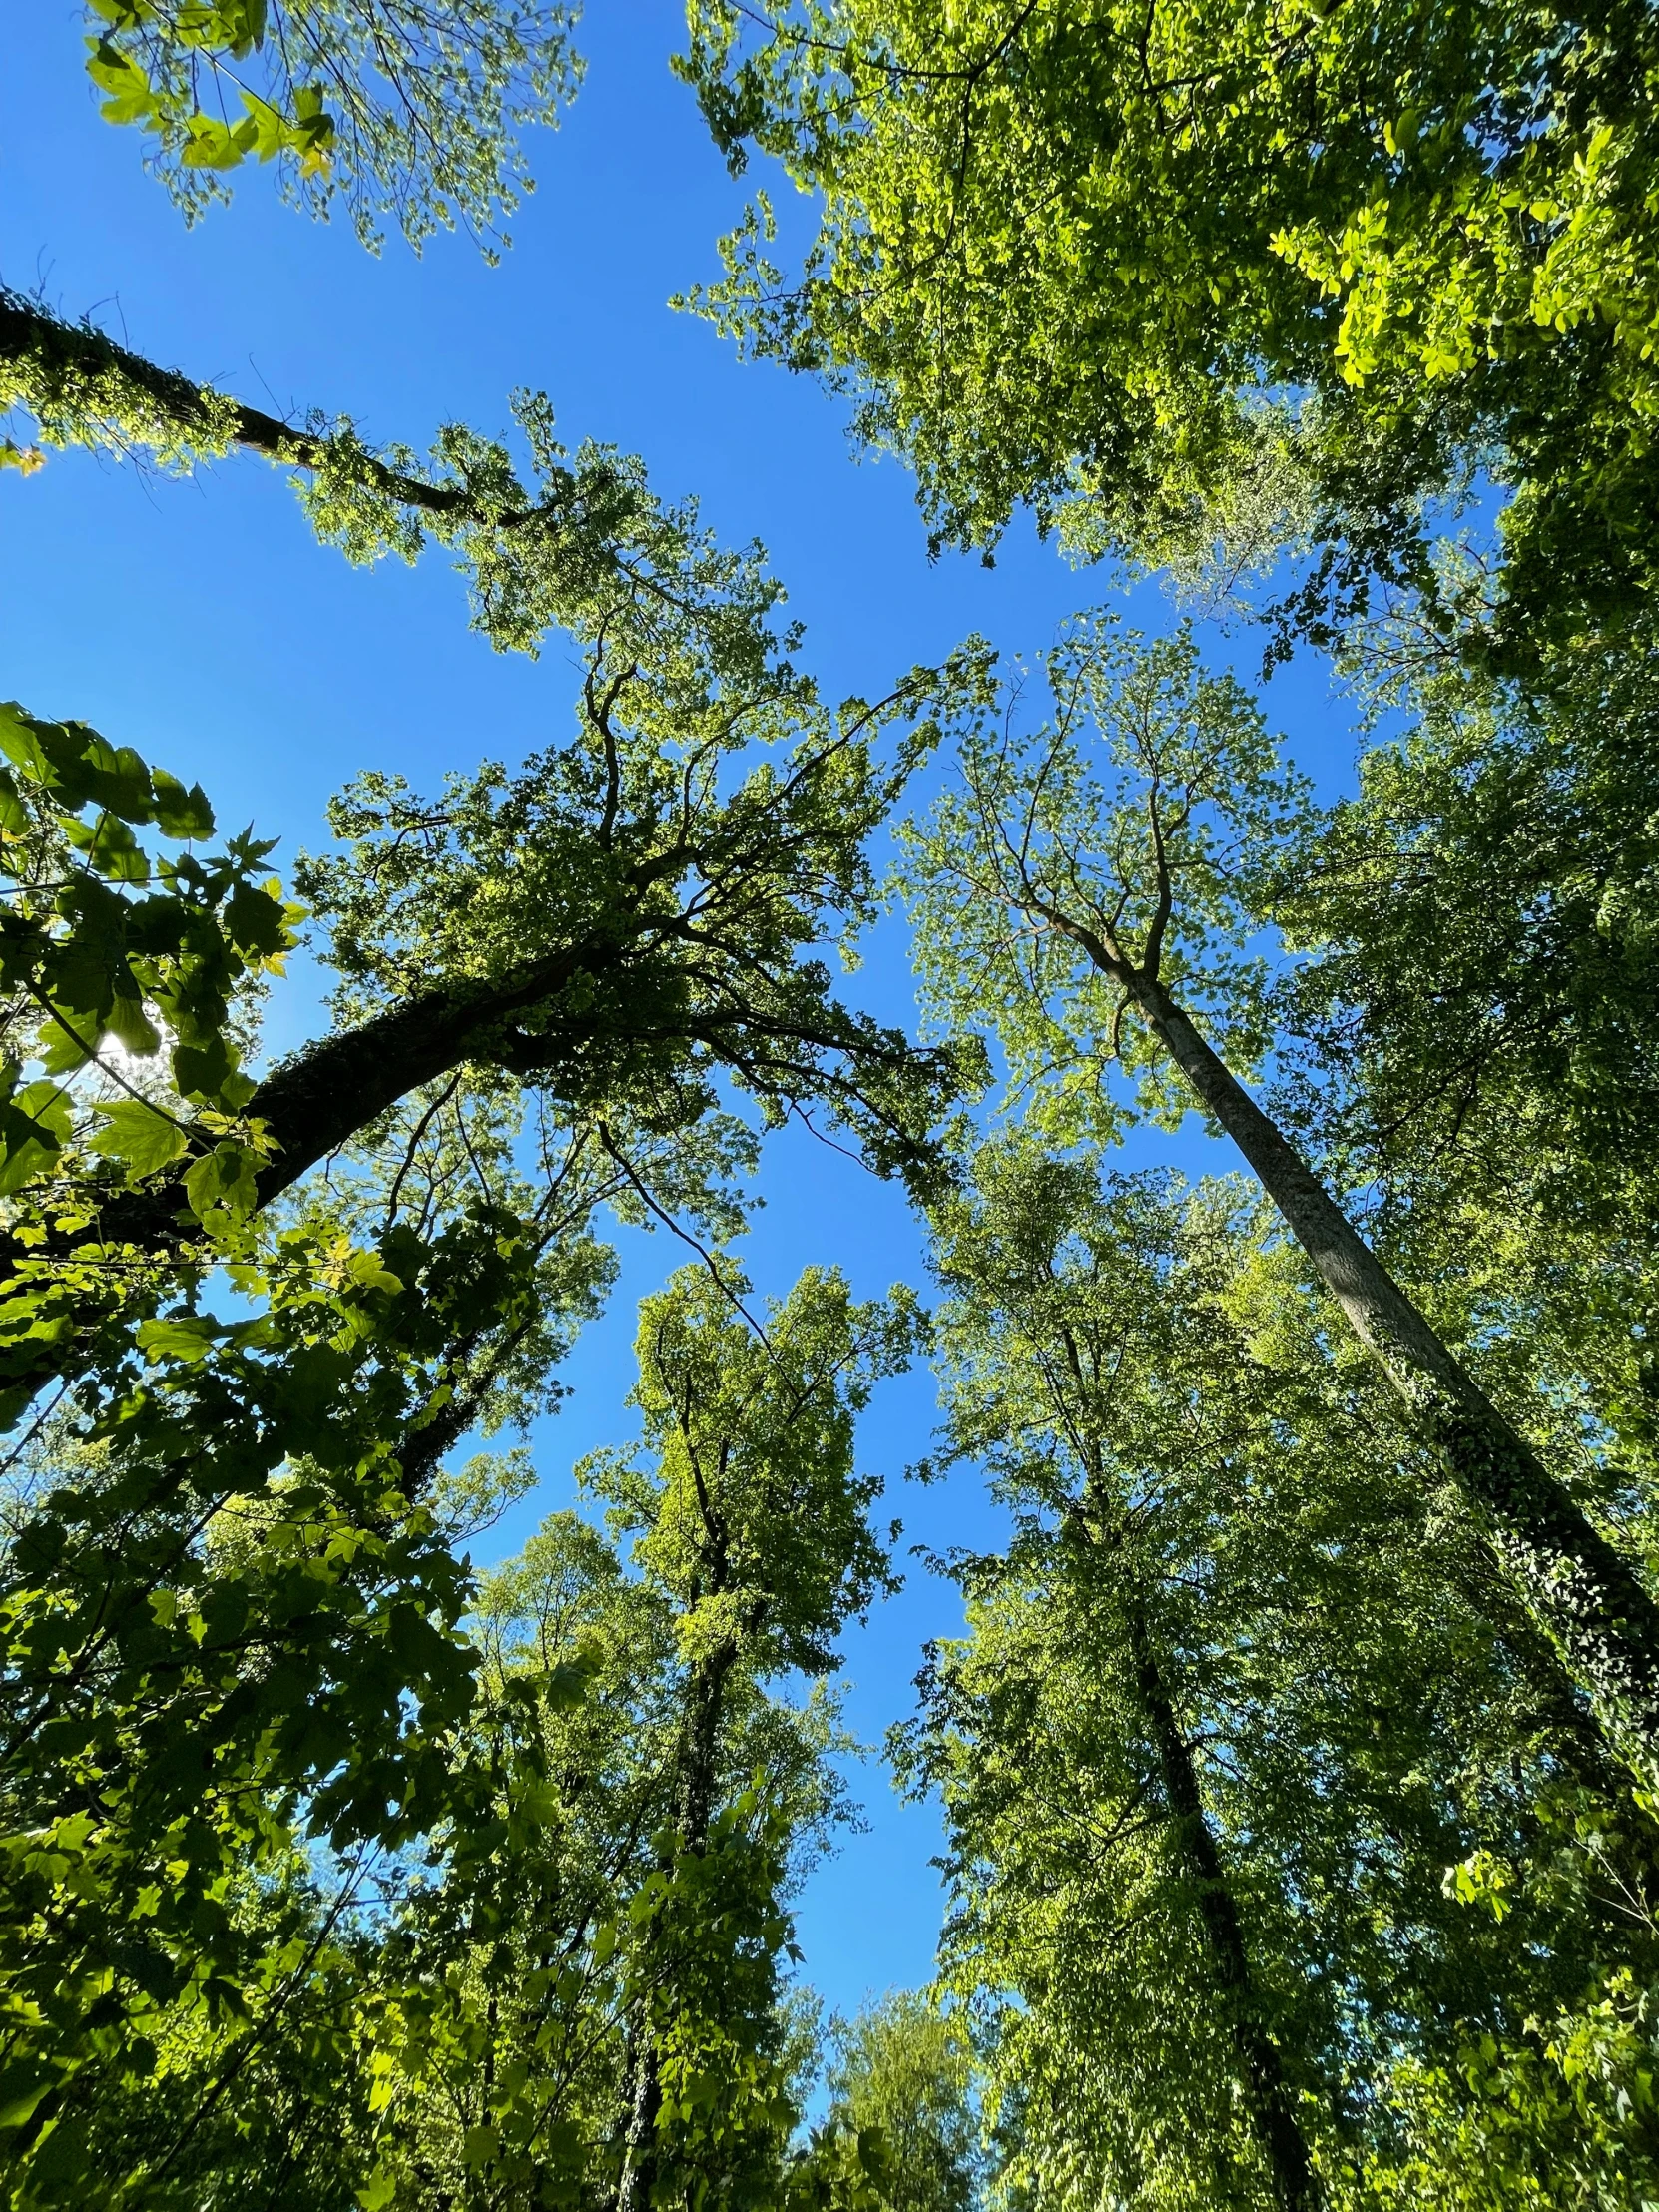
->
xmin=909 ymin=1139 xmax=1659 ymax=2208
xmin=680 ymin=0 xmax=1659 ymax=662
xmin=80 ymin=0 xmax=582 ymax=252
xmin=7 ymin=3 xmax=1659 ymax=2206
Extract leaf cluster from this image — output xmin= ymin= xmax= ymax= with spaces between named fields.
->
xmin=81 ymin=0 xmax=583 ymax=255
xmin=681 ymin=0 xmax=1659 ymax=664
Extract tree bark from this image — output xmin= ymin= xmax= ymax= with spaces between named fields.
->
xmin=0 ymin=902 xmax=937 ymax=1414
xmin=614 ymin=2031 xmax=663 ymax=2212
xmin=614 ymin=1644 xmax=737 ymax=2212
xmin=0 ymin=940 xmax=630 ymax=1416
xmin=1122 ymin=965 xmax=1659 ymax=1790
xmin=673 ymin=1648 xmax=736 ymax=1861
xmin=0 ymin=941 xmax=615 ymax=1266
xmin=0 ymin=288 xmax=552 ymax=526
xmin=242 ymin=950 xmax=612 ymax=1207
xmin=1123 ymin=1596 xmax=1320 ymax=2212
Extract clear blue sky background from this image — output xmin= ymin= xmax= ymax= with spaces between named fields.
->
xmin=2 ymin=1 xmax=1351 ymax=2024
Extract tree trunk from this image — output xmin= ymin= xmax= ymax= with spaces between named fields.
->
xmin=1123 ymin=1595 xmax=1321 ymax=2212
xmin=673 ymin=1648 xmax=735 ymax=1860
xmin=614 ymin=2031 xmax=663 ymax=2212
xmin=614 ymin=1645 xmax=736 ymax=2212
xmin=0 ymin=288 xmax=545 ymax=524
xmin=1124 ymin=966 xmax=1659 ymax=1789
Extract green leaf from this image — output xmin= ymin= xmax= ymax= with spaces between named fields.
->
xmin=0 ymin=769 xmax=29 ymax=838
xmin=0 ymin=2060 xmax=56 ymax=2132
xmin=88 ymin=1099 xmax=190 ymax=1176
xmin=65 ymin=810 xmax=150 ymax=883
xmin=37 ymin=1018 xmax=97 ymax=1077
xmin=226 ymin=878 xmax=290 ymax=959
xmin=73 ymin=735 xmax=158 ymax=824
xmin=104 ymin=991 xmax=164 ymax=1059
xmin=0 ymin=1081 xmax=72 ymax=1196
xmin=0 ymin=702 xmax=58 ymax=790
xmin=85 ymin=37 xmax=155 ymax=126
xmin=0 ymin=704 xmax=157 ymax=822
xmin=461 ymin=2124 xmax=501 ymax=2169
xmin=135 ymin=1316 xmax=226 ymax=1364
xmin=10 ymin=1079 xmax=72 ymax=1139
xmin=181 ymin=114 xmax=253 ymax=170
xmin=345 ymin=1249 xmax=403 ymax=1296
xmin=151 ymin=769 xmax=215 ymax=840
xmin=172 ymin=1035 xmax=236 ymax=1103
xmin=184 ymin=1139 xmax=259 ymax=1222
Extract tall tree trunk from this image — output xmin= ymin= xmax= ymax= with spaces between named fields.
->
xmin=1122 ymin=965 xmax=1659 ymax=1789
xmin=0 ymin=288 xmax=562 ymax=523
xmin=1122 ymin=1593 xmax=1320 ymax=2212
xmin=615 ymin=1646 xmax=736 ymax=2212
xmin=614 ymin=2029 xmax=663 ymax=2212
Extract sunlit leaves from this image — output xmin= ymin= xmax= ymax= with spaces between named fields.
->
xmin=682 ymin=0 xmax=1659 ymax=660
xmin=591 ymin=1262 xmax=918 ymax=1681
xmin=896 ymin=613 xmax=1309 ymax=1148
xmin=86 ymin=1098 xmax=190 ymax=1175
xmin=911 ymin=1137 xmax=1655 ymax=2209
xmin=0 ymin=699 xmax=294 ymax=1230
xmin=0 ymin=1202 xmax=525 ymax=2200
xmin=80 ymin=0 xmax=583 ymax=254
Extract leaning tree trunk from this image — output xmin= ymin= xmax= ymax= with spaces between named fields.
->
xmin=0 ymin=288 xmax=581 ymax=526
xmin=1120 ymin=1591 xmax=1321 ymax=2212
xmin=1122 ymin=966 xmax=1659 ymax=1791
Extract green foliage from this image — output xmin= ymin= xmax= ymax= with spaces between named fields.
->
xmin=618 ymin=1793 xmax=804 ymax=2207
xmin=0 ymin=291 xmax=243 ymax=480
xmin=593 ymin=1262 xmax=920 ymax=1680
xmin=815 ymin=1991 xmax=983 ymax=2212
xmin=0 ymin=697 xmax=285 ymax=1105
xmin=232 ymin=1260 xmax=919 ymax=2212
xmin=893 ymin=607 xmax=1659 ymax=1795
xmin=895 ymin=613 xmax=1309 ymax=1146
xmin=1277 ymin=607 xmax=1659 ymax=1231
xmin=0 ymin=405 xmax=963 ymax=2202
xmin=0 ymin=291 xmax=822 ymax=667
xmin=0 ymin=357 xmax=965 ymax=1418
xmin=291 ymin=643 xmax=963 ymax=1197
xmin=0 ymin=697 xmax=298 ymax=1417
xmin=14 ymin=3 xmax=1659 ymax=2190
xmin=1233 ymin=604 xmax=1659 ymax=1726
xmin=906 ymin=1136 xmax=1657 ymax=2209
xmin=80 ymin=0 xmax=583 ymax=254
xmin=1340 ymin=1789 xmax=1659 ymax=2207
xmin=0 ymin=1248 xmax=484 ymax=2203
xmin=575 ymin=1261 xmax=920 ymax=2210
xmin=338 ymin=1512 xmax=669 ymax=2209
xmin=681 ymin=0 xmax=1659 ymax=659
xmin=0 ymin=703 xmax=872 ymax=2207
xmin=0 ymin=1237 xmax=907 ymax=2207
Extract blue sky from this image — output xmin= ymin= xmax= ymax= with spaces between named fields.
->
xmin=2 ymin=2 xmax=1351 ymax=2021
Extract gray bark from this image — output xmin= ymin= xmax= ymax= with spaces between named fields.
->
xmin=1123 ymin=965 xmax=1659 ymax=1789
